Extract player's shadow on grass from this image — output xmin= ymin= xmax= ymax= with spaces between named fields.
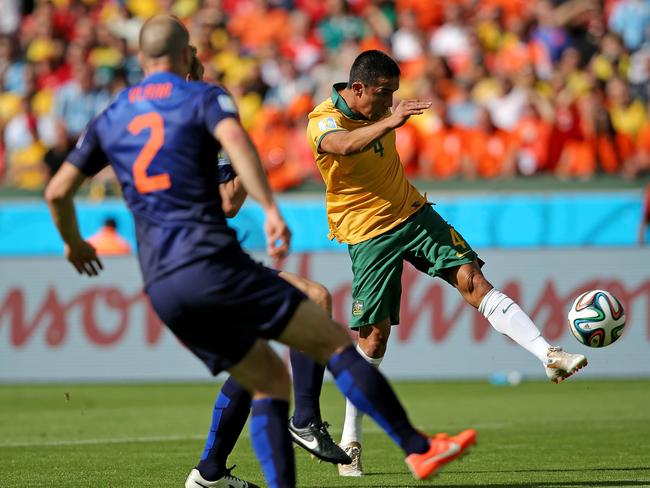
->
xmin=312 ymin=482 xmax=650 ymax=488
xmin=311 ymin=468 xmax=650 ymax=488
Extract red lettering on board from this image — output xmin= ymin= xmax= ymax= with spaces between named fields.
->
xmin=0 ymin=287 xmax=163 ymax=348
xmin=1 ymin=255 xmax=648 ymax=348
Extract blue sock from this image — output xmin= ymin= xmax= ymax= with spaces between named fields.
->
xmin=197 ymin=376 xmax=251 ymax=480
xmin=290 ymin=349 xmax=324 ymax=428
xmin=250 ymin=398 xmax=295 ymax=488
xmin=327 ymin=345 xmax=429 ymax=455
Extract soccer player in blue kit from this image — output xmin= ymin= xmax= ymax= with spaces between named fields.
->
xmin=45 ymin=15 xmax=476 ymax=487
xmin=182 ymin=50 xmax=349 ymax=488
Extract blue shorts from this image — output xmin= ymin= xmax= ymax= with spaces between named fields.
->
xmin=148 ymin=246 xmax=306 ymax=375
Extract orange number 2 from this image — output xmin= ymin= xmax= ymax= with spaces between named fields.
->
xmin=127 ymin=112 xmax=171 ymax=193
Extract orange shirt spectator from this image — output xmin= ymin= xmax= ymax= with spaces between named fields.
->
xmin=464 ymin=109 xmax=517 ymax=179
xmin=494 ymin=34 xmax=531 ymax=76
xmin=464 ymin=128 xmax=517 ymax=179
xmin=514 ymin=114 xmax=552 ymax=175
xmin=396 ymin=121 xmax=421 ymax=177
xmin=633 ymin=121 xmax=650 ymax=176
xmin=420 ymin=124 xmax=464 ymax=180
xmin=87 ymin=218 xmax=132 ymax=256
xmin=395 ymin=0 xmax=443 ymax=30
xmin=227 ymin=3 xmax=289 ymax=51
xmin=249 ymin=107 xmax=304 ymax=192
xmin=556 ymin=139 xmax=597 ymax=179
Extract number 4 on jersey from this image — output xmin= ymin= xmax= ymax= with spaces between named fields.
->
xmin=450 ymin=227 xmax=467 ymax=249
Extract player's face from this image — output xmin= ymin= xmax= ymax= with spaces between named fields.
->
xmin=356 ymin=76 xmax=399 ymax=121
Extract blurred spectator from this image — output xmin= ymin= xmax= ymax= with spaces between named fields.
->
xmin=2 ymin=0 xmax=650 ymax=193
xmin=607 ymin=76 xmax=647 ymax=170
xmin=464 ymin=107 xmax=517 ymax=179
xmin=530 ymin=0 xmax=572 ymax=65
xmin=608 ymin=0 xmax=650 ymax=52
xmin=228 ymin=0 xmax=290 ymax=52
xmin=429 ymin=3 xmax=471 ymax=74
xmin=419 ymin=102 xmax=464 ymax=179
xmin=0 ymin=35 xmax=26 ymax=93
xmin=447 ymin=81 xmax=478 ymax=129
xmin=0 ymin=0 xmax=20 ymax=36
xmin=318 ymin=0 xmax=366 ymax=52
xmin=628 ymin=98 xmax=650 ymax=178
xmin=513 ymin=98 xmax=554 ymax=176
xmin=484 ymin=76 xmax=528 ymax=131
xmin=87 ymin=217 xmax=132 ymax=256
xmin=54 ymin=63 xmax=110 ymax=145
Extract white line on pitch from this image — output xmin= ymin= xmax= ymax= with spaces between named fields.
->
xmin=1 ymin=422 xmax=509 ymax=449
xmin=0 ymin=434 xmax=205 ymax=448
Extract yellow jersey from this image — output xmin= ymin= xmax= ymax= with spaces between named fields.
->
xmin=307 ymin=83 xmax=426 ymax=244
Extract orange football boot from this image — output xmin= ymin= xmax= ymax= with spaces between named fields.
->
xmin=405 ymin=429 xmax=477 ymax=480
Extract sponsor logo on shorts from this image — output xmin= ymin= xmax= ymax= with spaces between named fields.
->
xmin=352 ymin=299 xmax=364 ymax=317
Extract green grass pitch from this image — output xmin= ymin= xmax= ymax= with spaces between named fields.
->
xmin=1 ymin=380 xmax=649 ymax=487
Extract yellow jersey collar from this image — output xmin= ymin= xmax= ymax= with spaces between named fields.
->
xmin=331 ymin=83 xmax=365 ymax=120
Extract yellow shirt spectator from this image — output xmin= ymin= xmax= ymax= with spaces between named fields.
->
xmin=610 ymin=99 xmax=647 ymax=136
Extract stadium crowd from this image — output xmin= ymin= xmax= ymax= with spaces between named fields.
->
xmin=0 ymin=0 xmax=649 ymax=193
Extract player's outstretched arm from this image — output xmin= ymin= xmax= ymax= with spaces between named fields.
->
xmin=214 ymin=118 xmax=291 ymax=260
xmin=319 ymin=100 xmax=431 ymax=156
xmin=45 ymin=162 xmax=103 ymax=276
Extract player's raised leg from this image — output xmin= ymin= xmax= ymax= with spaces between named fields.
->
xmin=447 ymin=261 xmax=587 ymax=383
xmin=278 ymin=299 xmax=477 ymax=480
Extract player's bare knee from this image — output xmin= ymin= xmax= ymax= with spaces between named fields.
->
xmin=315 ymin=319 xmax=353 ymax=362
xmin=458 ymin=265 xmax=493 ymax=308
xmin=359 ymin=324 xmax=390 ymax=358
xmin=307 ymin=282 xmax=332 ymax=315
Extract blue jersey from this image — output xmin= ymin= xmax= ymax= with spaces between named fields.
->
xmin=68 ymin=72 xmax=241 ymax=286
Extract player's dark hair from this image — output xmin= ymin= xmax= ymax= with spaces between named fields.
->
xmin=347 ymin=50 xmax=400 ymax=88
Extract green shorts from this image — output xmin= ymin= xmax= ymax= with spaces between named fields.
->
xmin=347 ymin=204 xmax=478 ymax=329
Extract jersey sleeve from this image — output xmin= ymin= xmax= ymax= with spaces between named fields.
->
xmin=307 ymin=111 xmax=347 ymax=151
xmin=202 ymin=85 xmax=240 ymax=133
xmin=216 ymin=151 xmax=237 ymax=184
xmin=66 ymin=117 xmax=108 ymax=176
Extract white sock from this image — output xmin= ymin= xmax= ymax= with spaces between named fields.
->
xmin=340 ymin=343 xmax=383 ymax=445
xmin=479 ymin=288 xmax=551 ymax=364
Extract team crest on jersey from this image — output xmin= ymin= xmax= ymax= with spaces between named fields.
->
xmin=318 ymin=117 xmax=337 ymax=132
xmin=352 ymin=299 xmax=364 ymax=317
xmin=217 ymin=94 xmax=237 ymax=113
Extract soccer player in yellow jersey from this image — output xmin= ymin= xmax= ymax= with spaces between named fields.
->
xmin=307 ymin=50 xmax=589 ymax=477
